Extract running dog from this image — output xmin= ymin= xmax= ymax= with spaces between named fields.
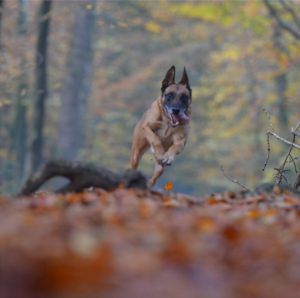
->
xmin=130 ymin=65 xmax=192 ymax=186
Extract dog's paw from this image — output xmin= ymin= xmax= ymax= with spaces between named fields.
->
xmin=154 ymin=149 xmax=165 ymax=164
xmin=160 ymin=153 xmax=174 ymax=166
xmin=155 ymin=154 xmax=164 ymax=164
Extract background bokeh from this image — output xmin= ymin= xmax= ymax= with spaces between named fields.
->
xmin=1 ymin=0 xmax=300 ymax=195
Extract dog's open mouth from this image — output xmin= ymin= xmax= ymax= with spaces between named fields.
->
xmin=166 ymin=109 xmax=189 ymax=127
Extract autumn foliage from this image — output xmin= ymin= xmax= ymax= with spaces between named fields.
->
xmin=2 ymin=1 xmax=300 ymax=195
xmin=1 ymin=186 xmax=300 ymax=298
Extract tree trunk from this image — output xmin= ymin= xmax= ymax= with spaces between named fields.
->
xmin=244 ymin=58 xmax=264 ymax=183
xmin=58 ymin=0 xmax=96 ymax=160
xmin=30 ymin=0 xmax=52 ymax=171
xmin=0 ymin=0 xmax=4 ymax=49
xmin=272 ymin=23 xmax=289 ymax=134
xmin=11 ymin=0 xmax=29 ymax=182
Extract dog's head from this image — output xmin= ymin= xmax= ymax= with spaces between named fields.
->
xmin=161 ymin=65 xmax=192 ymax=127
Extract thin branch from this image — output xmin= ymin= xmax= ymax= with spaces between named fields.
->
xmin=292 ymin=121 xmax=300 ymax=135
xmin=273 ymin=121 xmax=300 ymax=184
xmin=274 ymin=167 xmax=289 ymax=185
xmin=263 ymin=0 xmax=300 ymax=40
xmin=262 ymin=132 xmax=271 ymax=171
xmin=292 ymin=130 xmax=300 ymax=137
xmin=263 ymin=114 xmax=300 ymax=188
xmin=267 ymin=131 xmax=300 ymax=149
xmin=276 ymin=142 xmax=294 ymax=185
xmin=220 ymin=165 xmax=251 ymax=192
xmin=294 ymin=173 xmax=300 ymax=190
xmin=288 ymin=154 xmax=298 ymax=174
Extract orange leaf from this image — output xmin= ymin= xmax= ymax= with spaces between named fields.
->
xmin=195 ymin=216 xmax=216 ymax=233
xmin=206 ymin=197 xmax=225 ymax=205
xmin=164 ymin=181 xmax=173 ymax=192
xmin=247 ymin=209 xmax=261 ymax=219
xmin=222 ymin=224 xmax=240 ymax=244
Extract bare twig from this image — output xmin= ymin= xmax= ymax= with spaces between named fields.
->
xmin=294 ymin=173 xmax=300 ymax=190
xmin=267 ymin=131 xmax=300 ymax=150
xmin=262 ymin=108 xmax=274 ymax=171
xmin=262 ymin=132 xmax=271 ymax=171
xmin=269 ymin=121 xmax=300 ymax=185
xmin=277 ymin=136 xmax=296 ymax=184
xmin=289 ymin=154 xmax=298 ymax=174
xmin=220 ymin=165 xmax=251 ymax=192
xmin=274 ymin=167 xmax=289 ymax=185
xmin=292 ymin=121 xmax=300 ymax=135
xmin=263 ymin=112 xmax=300 ymax=187
xmin=292 ymin=130 xmax=300 ymax=137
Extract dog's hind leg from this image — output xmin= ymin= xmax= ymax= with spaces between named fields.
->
xmin=149 ymin=162 xmax=164 ymax=187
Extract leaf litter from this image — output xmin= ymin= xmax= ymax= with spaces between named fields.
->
xmin=1 ymin=187 xmax=300 ymax=298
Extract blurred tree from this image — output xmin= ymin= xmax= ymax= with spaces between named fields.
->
xmin=31 ymin=0 xmax=51 ymax=171
xmin=263 ymin=0 xmax=300 ymax=40
xmin=263 ymin=0 xmax=292 ymax=135
xmin=244 ymin=57 xmax=264 ymax=180
xmin=58 ymin=0 xmax=96 ymax=160
xmin=11 ymin=0 xmax=29 ymax=182
xmin=272 ymin=23 xmax=289 ymax=134
xmin=0 ymin=0 xmax=4 ymax=48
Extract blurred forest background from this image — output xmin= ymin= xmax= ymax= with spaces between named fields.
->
xmin=1 ymin=0 xmax=300 ymax=195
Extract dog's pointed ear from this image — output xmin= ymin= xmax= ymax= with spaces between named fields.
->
xmin=161 ymin=65 xmax=176 ymax=93
xmin=179 ymin=67 xmax=190 ymax=88
xmin=179 ymin=67 xmax=192 ymax=96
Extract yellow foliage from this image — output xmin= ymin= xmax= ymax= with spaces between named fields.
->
xmin=144 ymin=21 xmax=161 ymax=34
xmin=169 ymin=3 xmax=233 ymax=26
xmin=212 ymin=45 xmax=241 ymax=63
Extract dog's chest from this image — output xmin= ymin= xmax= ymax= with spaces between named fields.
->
xmin=155 ymin=124 xmax=175 ymax=148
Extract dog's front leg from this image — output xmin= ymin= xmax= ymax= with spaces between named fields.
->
xmin=143 ymin=124 xmax=165 ymax=161
xmin=161 ymin=137 xmax=186 ymax=166
xmin=149 ymin=162 xmax=164 ymax=186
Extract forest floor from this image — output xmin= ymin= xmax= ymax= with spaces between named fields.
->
xmin=1 ymin=185 xmax=300 ymax=298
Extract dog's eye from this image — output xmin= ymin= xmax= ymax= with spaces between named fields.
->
xmin=165 ymin=93 xmax=175 ymax=101
xmin=180 ymin=94 xmax=189 ymax=105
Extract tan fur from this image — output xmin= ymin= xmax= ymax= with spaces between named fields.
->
xmin=130 ymin=84 xmax=191 ymax=186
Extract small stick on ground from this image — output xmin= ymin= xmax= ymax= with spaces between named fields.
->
xmin=220 ymin=165 xmax=251 ymax=192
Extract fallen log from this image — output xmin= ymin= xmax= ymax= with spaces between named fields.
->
xmin=20 ymin=160 xmax=147 ymax=196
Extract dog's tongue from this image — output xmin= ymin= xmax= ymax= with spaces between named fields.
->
xmin=178 ymin=111 xmax=189 ymax=122
xmin=170 ymin=112 xmax=189 ymax=126
xmin=170 ymin=113 xmax=179 ymax=126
